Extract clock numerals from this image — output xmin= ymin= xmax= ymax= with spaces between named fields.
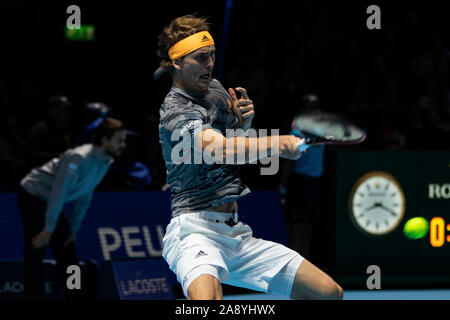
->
xmin=430 ymin=218 xmax=445 ymax=247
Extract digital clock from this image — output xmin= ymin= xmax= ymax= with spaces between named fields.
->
xmin=335 ymin=150 xmax=450 ymax=287
xmin=429 ymin=217 xmax=450 ymax=247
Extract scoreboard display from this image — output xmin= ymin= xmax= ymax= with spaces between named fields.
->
xmin=334 ymin=150 xmax=450 ymax=287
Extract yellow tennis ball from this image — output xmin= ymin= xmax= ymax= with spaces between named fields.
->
xmin=403 ymin=217 xmax=429 ymax=239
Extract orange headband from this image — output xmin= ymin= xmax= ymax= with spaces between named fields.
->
xmin=168 ymin=31 xmax=215 ymax=60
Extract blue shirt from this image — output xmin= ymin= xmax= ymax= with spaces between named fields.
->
xmin=159 ymin=79 xmax=251 ymax=217
xmin=21 ymin=144 xmax=113 ymax=233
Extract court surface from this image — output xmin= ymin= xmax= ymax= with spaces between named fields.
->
xmin=221 ymin=289 xmax=450 ymax=300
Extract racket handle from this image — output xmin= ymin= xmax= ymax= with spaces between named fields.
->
xmin=296 ymin=141 xmax=310 ymax=152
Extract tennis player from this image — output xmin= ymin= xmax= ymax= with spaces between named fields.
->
xmin=157 ymin=15 xmax=343 ymax=300
xmin=17 ymin=117 xmax=126 ymax=299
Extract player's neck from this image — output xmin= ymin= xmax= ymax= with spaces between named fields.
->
xmin=173 ymin=78 xmax=207 ymax=97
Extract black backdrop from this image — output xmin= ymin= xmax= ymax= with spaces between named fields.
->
xmin=1 ymin=0 xmax=449 ymax=135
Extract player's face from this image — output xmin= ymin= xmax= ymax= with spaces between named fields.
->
xmin=176 ymin=45 xmax=215 ymax=92
xmin=103 ymin=130 xmax=127 ymax=158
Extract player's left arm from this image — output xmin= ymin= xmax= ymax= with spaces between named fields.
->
xmin=228 ymin=87 xmax=255 ymax=132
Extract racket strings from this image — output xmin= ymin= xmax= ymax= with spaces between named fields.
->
xmin=293 ymin=112 xmax=366 ymax=143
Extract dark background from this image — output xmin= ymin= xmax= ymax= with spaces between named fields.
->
xmin=0 ymin=0 xmax=449 ymax=190
xmin=0 ymin=0 xmax=449 ymax=275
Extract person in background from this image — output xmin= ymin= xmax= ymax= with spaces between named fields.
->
xmin=17 ymin=118 xmax=126 ymax=299
xmin=279 ymin=94 xmax=325 ymax=259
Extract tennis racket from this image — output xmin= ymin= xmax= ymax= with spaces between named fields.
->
xmin=292 ymin=111 xmax=367 ymax=152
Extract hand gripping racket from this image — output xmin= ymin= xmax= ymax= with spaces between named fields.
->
xmin=292 ymin=111 xmax=367 ymax=152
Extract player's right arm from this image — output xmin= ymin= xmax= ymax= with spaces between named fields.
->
xmin=195 ymin=128 xmax=304 ymax=163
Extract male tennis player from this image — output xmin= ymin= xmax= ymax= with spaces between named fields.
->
xmin=17 ymin=117 xmax=126 ymax=299
xmin=157 ymin=15 xmax=343 ymax=300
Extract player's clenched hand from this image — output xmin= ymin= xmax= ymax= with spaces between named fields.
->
xmin=228 ymin=87 xmax=255 ymax=130
xmin=278 ymin=135 xmax=305 ymax=160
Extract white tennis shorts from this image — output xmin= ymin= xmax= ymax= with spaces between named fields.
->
xmin=162 ymin=211 xmax=304 ymax=298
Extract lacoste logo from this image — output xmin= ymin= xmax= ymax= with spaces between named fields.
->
xmin=201 ymin=35 xmax=209 ymax=42
xmin=194 ymin=250 xmax=208 ymax=258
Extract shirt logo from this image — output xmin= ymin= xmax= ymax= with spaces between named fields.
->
xmin=68 ymin=162 xmax=78 ymax=171
xmin=180 ymin=119 xmax=202 ymax=136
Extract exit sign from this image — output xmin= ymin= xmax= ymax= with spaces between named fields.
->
xmin=65 ymin=25 xmax=95 ymax=41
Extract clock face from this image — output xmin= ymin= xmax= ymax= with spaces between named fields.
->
xmin=349 ymin=171 xmax=406 ymax=235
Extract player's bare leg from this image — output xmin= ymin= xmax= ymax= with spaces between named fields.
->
xmin=290 ymin=259 xmax=343 ymax=300
xmin=187 ymin=274 xmax=223 ymax=300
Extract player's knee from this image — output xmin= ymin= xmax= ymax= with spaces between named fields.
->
xmin=187 ymin=274 xmax=222 ymax=300
xmin=291 ymin=277 xmax=343 ymax=300
xmin=329 ymin=283 xmax=344 ymax=300
xmin=187 ymin=287 xmax=222 ymax=300
xmin=336 ymin=285 xmax=344 ymax=300
xmin=188 ymin=289 xmax=220 ymax=300
xmin=319 ymin=281 xmax=343 ymax=300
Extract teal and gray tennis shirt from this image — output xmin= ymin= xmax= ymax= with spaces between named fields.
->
xmin=21 ymin=144 xmax=113 ymax=233
xmin=159 ymin=79 xmax=251 ymax=217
